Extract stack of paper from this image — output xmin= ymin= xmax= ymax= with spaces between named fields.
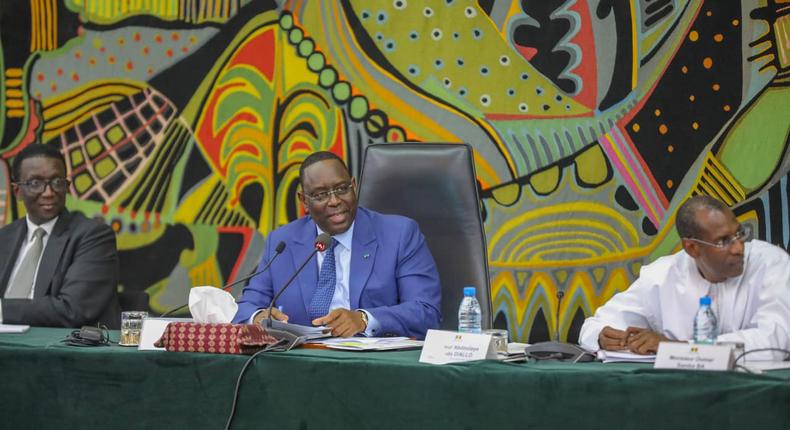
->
xmin=498 ymin=342 xmax=529 ymax=362
xmin=316 ymin=337 xmax=423 ymax=351
xmin=0 ymin=324 xmax=30 ymax=334
xmin=268 ymin=320 xmax=331 ymax=340
xmin=597 ymin=350 xmax=656 ymax=363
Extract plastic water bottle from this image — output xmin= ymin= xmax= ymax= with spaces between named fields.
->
xmin=693 ymin=295 xmax=718 ymax=344
xmin=458 ymin=286 xmax=482 ymax=333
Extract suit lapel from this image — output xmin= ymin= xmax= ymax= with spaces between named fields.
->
xmin=34 ymin=213 xmax=70 ymax=299
xmin=0 ymin=220 xmax=27 ymax=296
xmin=294 ymin=218 xmax=319 ymax=314
xmin=349 ymin=209 xmax=377 ymax=309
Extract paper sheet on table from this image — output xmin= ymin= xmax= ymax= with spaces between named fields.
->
xmin=268 ymin=320 xmax=331 ymax=340
xmin=315 ymin=337 xmax=424 ymax=351
xmin=497 ymin=342 xmax=529 ymax=361
xmin=0 ymin=324 xmax=29 ymax=334
xmin=741 ymin=361 xmax=790 ymax=372
xmin=597 ymin=350 xmax=656 ymax=363
xmin=138 ymin=317 xmax=193 ymax=351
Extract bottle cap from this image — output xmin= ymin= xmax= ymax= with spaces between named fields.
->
xmin=699 ymin=296 xmax=712 ymax=306
xmin=463 ymin=286 xmax=476 ymax=297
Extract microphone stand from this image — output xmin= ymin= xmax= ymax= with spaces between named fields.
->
xmin=523 ymin=290 xmax=595 ymax=362
xmin=261 ymin=233 xmax=332 ymax=350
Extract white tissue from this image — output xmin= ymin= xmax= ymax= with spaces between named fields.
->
xmin=188 ymin=286 xmax=238 ymax=323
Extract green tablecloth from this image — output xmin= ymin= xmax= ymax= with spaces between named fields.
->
xmin=1 ymin=328 xmax=789 ymax=429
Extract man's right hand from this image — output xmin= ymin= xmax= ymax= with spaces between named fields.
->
xmin=598 ymin=326 xmax=629 ymax=350
xmin=252 ymin=308 xmax=289 ymax=325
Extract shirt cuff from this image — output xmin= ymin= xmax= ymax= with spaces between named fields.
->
xmin=359 ymin=309 xmax=380 ymax=337
xmin=250 ymin=308 xmax=264 ymax=324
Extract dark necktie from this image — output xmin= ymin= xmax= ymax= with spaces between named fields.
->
xmin=309 ymin=238 xmax=338 ymax=320
xmin=6 ymin=228 xmax=46 ymax=299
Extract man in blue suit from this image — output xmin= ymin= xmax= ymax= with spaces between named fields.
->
xmin=233 ymin=151 xmax=441 ymax=339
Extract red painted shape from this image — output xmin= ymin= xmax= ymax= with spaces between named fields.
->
xmin=516 ymin=45 xmax=538 ymax=61
xmin=566 ymin=0 xmax=598 ymax=109
xmin=196 ymin=29 xmax=278 ymax=175
xmin=228 ymin=28 xmax=276 ymax=81
xmin=2 ymin=100 xmax=41 ymax=159
xmin=196 ymin=81 xmax=261 ymax=176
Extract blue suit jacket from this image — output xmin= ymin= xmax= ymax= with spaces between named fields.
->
xmin=233 ymin=207 xmax=441 ymax=339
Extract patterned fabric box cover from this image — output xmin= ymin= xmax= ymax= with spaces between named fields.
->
xmin=154 ymin=322 xmax=277 ymax=355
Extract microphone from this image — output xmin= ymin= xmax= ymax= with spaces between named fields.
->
xmin=555 ymin=290 xmax=564 ymax=342
xmin=159 ymin=241 xmax=286 ymax=318
xmin=265 ymin=233 xmax=332 ymax=329
xmin=523 ymin=289 xmax=595 ymax=362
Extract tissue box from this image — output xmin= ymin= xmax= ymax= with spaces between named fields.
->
xmin=154 ymin=322 xmax=277 ymax=355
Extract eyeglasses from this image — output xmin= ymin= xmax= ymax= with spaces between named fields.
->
xmin=304 ymin=183 xmax=353 ymax=203
xmin=14 ymin=178 xmax=71 ymax=194
xmin=684 ymin=225 xmax=752 ymax=249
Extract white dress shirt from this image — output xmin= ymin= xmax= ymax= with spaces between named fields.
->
xmin=579 ymin=240 xmax=790 ymax=360
xmin=0 ymin=216 xmax=59 ymax=323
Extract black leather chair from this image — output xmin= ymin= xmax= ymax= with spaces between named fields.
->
xmin=357 ymin=143 xmax=492 ymax=330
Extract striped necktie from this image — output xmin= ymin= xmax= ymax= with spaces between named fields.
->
xmin=6 ymin=228 xmax=46 ymax=299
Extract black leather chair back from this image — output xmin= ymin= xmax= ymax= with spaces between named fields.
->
xmin=357 ymin=143 xmax=492 ymax=330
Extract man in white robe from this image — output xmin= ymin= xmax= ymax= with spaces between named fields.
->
xmin=579 ymin=195 xmax=790 ymax=360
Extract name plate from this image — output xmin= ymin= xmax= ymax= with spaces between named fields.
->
xmin=419 ymin=329 xmax=497 ymax=365
xmin=654 ymin=342 xmax=733 ymax=371
xmin=138 ymin=317 xmax=193 ymax=351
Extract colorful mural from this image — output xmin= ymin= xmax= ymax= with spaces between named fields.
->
xmin=1 ymin=0 xmax=789 ymax=342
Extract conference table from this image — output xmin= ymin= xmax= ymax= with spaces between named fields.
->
xmin=1 ymin=328 xmax=789 ymax=429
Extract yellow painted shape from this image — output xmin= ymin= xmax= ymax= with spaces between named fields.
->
xmin=74 ymin=173 xmax=94 ymax=193
xmin=70 ymin=149 xmax=84 ymax=167
xmin=491 ymin=183 xmax=520 ymax=206
xmin=347 ymin=0 xmax=589 ymax=116
xmin=106 ymin=124 xmax=125 ymax=144
xmin=5 ymin=68 xmax=23 ymax=78
xmin=95 ymin=157 xmax=117 ymax=178
xmin=85 ymin=137 xmax=103 ymax=157
xmin=574 ymin=144 xmax=609 ymax=185
xmin=529 ymin=166 xmax=560 ymax=195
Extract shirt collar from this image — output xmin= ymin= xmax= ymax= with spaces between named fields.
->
xmin=316 ymin=222 xmax=355 ymax=251
xmin=25 ymin=215 xmax=58 ymax=242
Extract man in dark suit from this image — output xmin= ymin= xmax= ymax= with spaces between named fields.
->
xmin=0 ymin=144 xmax=120 ymax=327
xmin=233 ymin=151 xmax=441 ymax=339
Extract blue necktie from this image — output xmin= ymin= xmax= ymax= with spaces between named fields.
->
xmin=309 ymin=238 xmax=338 ymax=320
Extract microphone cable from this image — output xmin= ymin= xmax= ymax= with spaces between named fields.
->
xmin=223 ymin=234 xmax=330 ymax=429
xmin=223 ymin=338 xmax=289 ymax=430
xmin=732 ymin=347 xmax=790 ymax=373
xmin=62 ymin=324 xmax=111 ymax=347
